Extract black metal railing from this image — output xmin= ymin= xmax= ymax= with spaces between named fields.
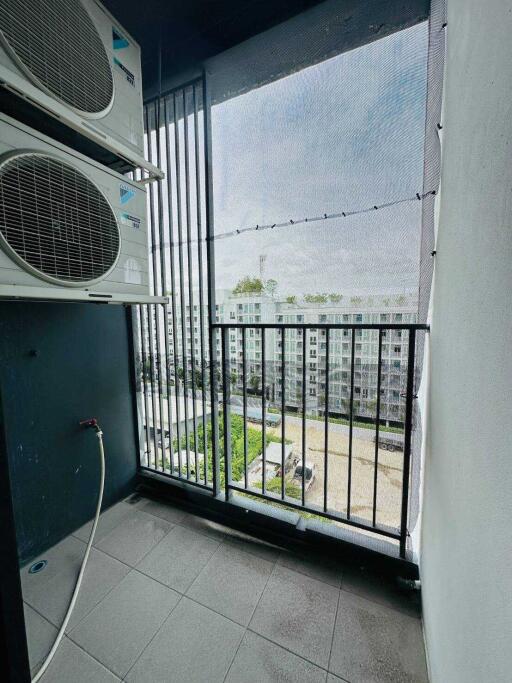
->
xmin=134 ymin=74 xmax=216 ymax=494
xmin=212 ymin=322 xmax=428 ymax=557
xmin=135 ymin=74 xmax=428 ymax=559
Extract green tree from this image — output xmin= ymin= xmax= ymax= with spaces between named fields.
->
xmin=249 ymin=374 xmax=260 ymax=393
xmin=232 ymin=276 xmax=264 ymax=295
xmin=329 ymin=293 xmax=342 ymax=303
xmin=285 ymin=295 xmax=297 ymax=304
xmin=304 ymin=293 xmax=328 ymax=304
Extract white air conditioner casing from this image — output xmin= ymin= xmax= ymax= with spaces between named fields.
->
xmin=0 ymin=0 xmax=156 ymax=176
xmin=0 ymin=114 xmax=158 ymax=304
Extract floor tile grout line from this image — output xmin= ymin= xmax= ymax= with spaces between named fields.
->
xmin=33 ymin=542 xmax=345 ymax=642
xmin=246 ymin=558 xmax=278 ymax=629
xmin=184 ymin=536 xmax=229 ymax=597
xmin=327 ymin=585 xmax=342 ymax=675
xmin=150 ymin=516 xmax=420 ymax=619
xmin=93 ymin=511 xmax=176 ymax=565
xmin=25 ymin=556 xmax=130 ymax=637
xmin=137 ymin=497 xmax=290 ymax=560
xmin=29 ymin=569 xmax=413 ymax=683
xmin=65 ymin=563 xmax=134 ymax=636
xmin=222 ymin=561 xmax=279 ymax=683
xmin=244 ymin=627 xmax=334 ymax=676
xmin=183 ymin=543 xmax=279 ymax=630
xmin=72 ymin=501 xmax=138 ymax=543
xmin=67 ymin=585 xmax=183 ymax=679
xmin=82 ymin=522 xmax=178 ymax=574
xmin=141 ymin=507 xmax=419 ymax=616
xmin=221 ymin=627 xmax=247 ymax=683
xmin=61 ymin=635 xmax=124 ymax=681
xmin=75 ymin=497 xmax=418 ymax=614
xmin=120 ymin=498 xmax=363 ymax=595
xmin=26 ymin=608 xmax=123 ymax=683
xmin=121 ymin=593 xmax=186 ymax=681
xmin=28 ymin=537 xmax=419 ymax=636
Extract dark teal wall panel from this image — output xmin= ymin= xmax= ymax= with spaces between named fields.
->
xmin=0 ymin=302 xmax=137 ymax=565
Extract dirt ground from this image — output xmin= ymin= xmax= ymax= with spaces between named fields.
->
xmin=146 ymin=413 xmax=405 ymax=534
xmin=254 ymin=419 xmax=404 ymax=530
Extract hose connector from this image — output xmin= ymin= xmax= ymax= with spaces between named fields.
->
xmin=80 ymin=418 xmax=102 ymax=436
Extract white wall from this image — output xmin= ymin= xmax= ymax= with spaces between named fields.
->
xmin=421 ymin=1 xmax=512 ymax=681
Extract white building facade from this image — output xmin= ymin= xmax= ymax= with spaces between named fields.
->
xmin=167 ymin=289 xmax=417 ymax=427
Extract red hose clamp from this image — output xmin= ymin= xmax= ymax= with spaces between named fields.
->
xmin=80 ymin=418 xmax=98 ymax=429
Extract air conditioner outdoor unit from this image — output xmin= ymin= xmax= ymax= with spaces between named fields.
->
xmin=0 ymin=114 xmax=160 ymax=304
xmin=0 ymin=0 xmax=161 ymax=179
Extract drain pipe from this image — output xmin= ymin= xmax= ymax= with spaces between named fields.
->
xmin=31 ymin=419 xmax=105 ymax=683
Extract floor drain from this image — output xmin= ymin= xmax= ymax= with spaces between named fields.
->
xmin=29 ymin=560 xmax=47 ymax=574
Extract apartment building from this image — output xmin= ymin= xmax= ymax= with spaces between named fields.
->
xmin=170 ymin=289 xmax=417 ymax=426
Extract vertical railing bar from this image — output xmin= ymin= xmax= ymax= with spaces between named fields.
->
xmin=173 ymin=90 xmax=191 ymax=479
xmin=221 ymin=327 xmax=232 ymax=501
xmin=138 ymin=305 xmax=151 ymax=467
xmin=372 ymin=329 xmax=383 ymax=527
xmin=323 ymin=328 xmax=330 ymax=513
xmin=347 ymin=327 xmax=355 ymax=519
xmin=183 ymin=88 xmax=199 ymax=482
xmin=400 ymin=328 xmax=416 ymax=558
xmin=143 ymin=107 xmax=160 ymax=472
xmin=164 ymin=96 xmax=182 ymax=477
xmin=203 ymin=69 xmax=220 ymax=496
xmin=261 ymin=328 xmax=266 ymax=494
xmin=145 ymin=104 xmax=165 ymax=472
xmin=281 ymin=328 xmax=285 ymax=501
xmin=144 ymin=305 xmax=159 ymax=470
xmin=155 ymin=98 xmax=175 ymax=474
xmin=301 ymin=327 xmax=307 ymax=507
xmin=193 ymin=83 xmax=209 ymax=486
xmin=242 ymin=327 xmax=248 ymax=489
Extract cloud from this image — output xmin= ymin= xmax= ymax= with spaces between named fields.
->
xmin=210 ymin=22 xmax=429 ymax=295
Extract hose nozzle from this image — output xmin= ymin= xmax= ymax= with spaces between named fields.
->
xmin=80 ymin=418 xmax=101 ymax=434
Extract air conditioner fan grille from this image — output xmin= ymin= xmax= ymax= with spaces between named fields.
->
xmin=0 ymin=154 xmax=120 ymax=284
xmin=0 ymin=0 xmax=114 ymax=115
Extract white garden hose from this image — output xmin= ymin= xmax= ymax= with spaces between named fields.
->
xmin=32 ymin=421 xmax=105 ymax=683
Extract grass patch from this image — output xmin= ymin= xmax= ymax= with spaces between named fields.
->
xmin=171 ymin=413 xmax=278 ymax=483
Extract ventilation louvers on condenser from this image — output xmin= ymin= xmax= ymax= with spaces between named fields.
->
xmin=0 ymin=0 xmax=146 ymax=162
xmin=0 ymin=0 xmax=114 ymax=117
xmin=0 ymin=152 xmax=120 ymax=286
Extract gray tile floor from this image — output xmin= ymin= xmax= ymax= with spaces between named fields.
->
xmin=21 ymin=495 xmax=428 ymax=682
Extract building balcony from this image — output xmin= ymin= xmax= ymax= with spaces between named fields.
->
xmin=21 ymin=494 xmax=426 ymax=682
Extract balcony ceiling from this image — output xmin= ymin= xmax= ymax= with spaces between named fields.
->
xmin=102 ymin=0 xmax=326 ymax=95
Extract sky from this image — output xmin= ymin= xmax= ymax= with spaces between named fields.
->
xmin=210 ymin=21 xmax=429 ymax=298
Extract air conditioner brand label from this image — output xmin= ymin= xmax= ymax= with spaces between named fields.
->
xmin=121 ymin=212 xmax=141 ymax=229
xmin=113 ymin=57 xmax=135 ymax=87
xmin=120 ymin=185 xmax=135 ymax=204
xmin=112 ymin=27 xmax=129 ymax=50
